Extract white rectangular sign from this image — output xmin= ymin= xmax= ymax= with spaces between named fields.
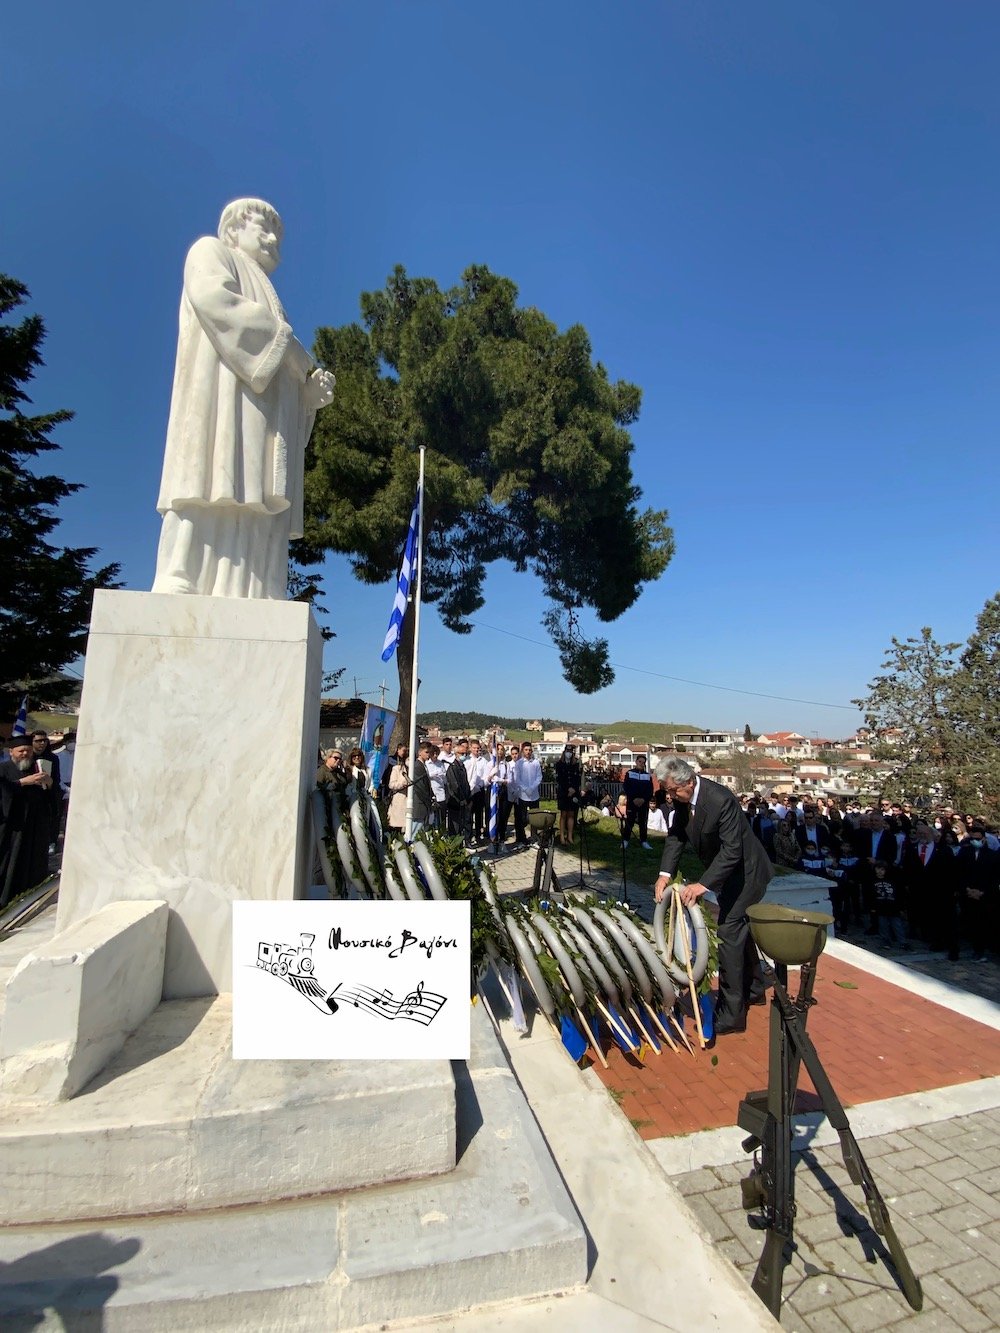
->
xmin=232 ymin=901 xmax=471 ymax=1060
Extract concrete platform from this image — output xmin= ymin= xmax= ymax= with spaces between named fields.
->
xmin=0 ymin=1002 xmax=588 ymax=1330
xmin=0 ymin=994 xmax=457 ymax=1224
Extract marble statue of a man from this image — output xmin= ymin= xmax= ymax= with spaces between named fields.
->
xmin=152 ymin=199 xmax=335 ymax=599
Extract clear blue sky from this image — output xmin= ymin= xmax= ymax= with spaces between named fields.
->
xmin=6 ymin=1 xmax=999 ymax=736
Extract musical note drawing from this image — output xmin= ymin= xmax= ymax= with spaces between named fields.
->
xmin=337 ymin=981 xmax=447 ymax=1027
xmin=253 ymin=937 xmax=447 ymax=1027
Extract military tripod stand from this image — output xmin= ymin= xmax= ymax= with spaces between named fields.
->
xmin=737 ymin=903 xmax=923 ymax=1322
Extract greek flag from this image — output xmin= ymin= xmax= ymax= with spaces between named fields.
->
xmin=11 ymin=695 xmax=28 ymax=737
xmin=488 ymin=741 xmax=498 ymax=847
xmin=381 ymin=487 xmax=420 ymax=663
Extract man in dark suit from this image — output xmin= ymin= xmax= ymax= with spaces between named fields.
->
xmin=854 ymin=811 xmax=900 ymax=931
xmin=955 ymin=822 xmax=1000 ymax=961
xmin=795 ymin=805 xmax=834 ymax=855
xmin=902 ymin=821 xmax=957 ymax=951
xmin=654 ymin=756 xmax=775 ymax=1034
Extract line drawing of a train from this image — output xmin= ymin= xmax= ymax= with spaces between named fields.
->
xmin=255 ymin=933 xmax=337 ymax=1013
xmin=257 ymin=933 xmax=316 ymax=978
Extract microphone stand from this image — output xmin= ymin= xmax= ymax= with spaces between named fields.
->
xmin=615 ymin=808 xmax=629 ymax=904
xmin=568 ymin=799 xmax=590 ymax=891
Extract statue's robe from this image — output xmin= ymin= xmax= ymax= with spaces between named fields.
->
xmin=152 ymin=236 xmax=318 ymax=598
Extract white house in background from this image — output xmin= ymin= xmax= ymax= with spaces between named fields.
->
xmin=605 ymin=742 xmax=654 ymax=769
xmin=698 ymin=765 xmax=739 ymax=790
xmin=749 ymin=755 xmax=795 ymax=790
xmin=795 ymin=761 xmax=832 ymax=792
xmin=756 ymin=731 xmax=817 ymax=760
xmin=833 ymin=733 xmax=874 ymax=760
xmin=671 ymin=730 xmax=743 ymax=756
xmin=535 ymin=740 xmax=568 ymax=763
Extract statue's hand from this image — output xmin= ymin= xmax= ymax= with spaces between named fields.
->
xmin=305 ymin=368 xmax=336 ymax=410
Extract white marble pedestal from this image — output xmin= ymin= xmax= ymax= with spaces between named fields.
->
xmin=56 ymin=590 xmax=323 ymax=998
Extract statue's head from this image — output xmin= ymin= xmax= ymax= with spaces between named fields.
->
xmin=218 ymin=198 xmax=283 ymax=274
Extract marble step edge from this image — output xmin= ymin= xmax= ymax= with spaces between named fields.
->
xmin=0 ymin=1005 xmax=588 ymax=1330
xmin=0 ymin=995 xmax=457 ymax=1225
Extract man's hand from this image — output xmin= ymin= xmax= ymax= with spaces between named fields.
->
xmin=20 ymin=771 xmax=48 ymax=787
xmin=304 ymin=368 xmax=336 ymax=410
xmin=680 ymin=881 xmax=708 ymax=907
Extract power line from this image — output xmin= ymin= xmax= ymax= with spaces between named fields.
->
xmin=471 ymin=620 xmax=858 ymax=712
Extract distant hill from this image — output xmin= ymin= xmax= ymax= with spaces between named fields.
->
xmin=417 ymin=711 xmax=554 ymax=733
xmin=418 ymin=712 xmax=701 ymax=744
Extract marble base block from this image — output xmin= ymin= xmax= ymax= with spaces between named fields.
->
xmin=56 ymin=590 xmax=323 ymax=998
xmin=0 ymin=901 xmax=167 ymax=1102
xmin=0 ymin=996 xmax=457 ymax=1225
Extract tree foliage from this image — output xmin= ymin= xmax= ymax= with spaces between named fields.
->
xmin=0 ymin=276 xmax=120 ymax=716
xmin=948 ymin=593 xmax=1000 ymax=813
xmin=297 ymin=264 xmax=674 ymax=724
xmin=852 ymin=595 xmax=1000 ymax=819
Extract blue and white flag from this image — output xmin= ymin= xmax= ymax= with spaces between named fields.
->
xmin=11 ymin=695 xmax=28 ymax=737
xmin=488 ymin=739 xmax=498 ymax=847
xmin=381 ymin=487 xmax=420 ymax=663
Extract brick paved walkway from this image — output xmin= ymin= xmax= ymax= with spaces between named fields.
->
xmin=588 ymin=953 xmax=1000 ymax=1138
xmin=488 ymin=840 xmax=1000 ymax=1329
xmin=676 ymin=1108 xmax=1000 ymax=1331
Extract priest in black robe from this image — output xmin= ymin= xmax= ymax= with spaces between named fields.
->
xmin=0 ymin=736 xmax=54 ymax=908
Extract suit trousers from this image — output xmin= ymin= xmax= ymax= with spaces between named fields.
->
xmin=470 ymin=790 xmax=486 ymax=841
xmin=623 ymin=803 xmax=648 ymax=843
xmin=715 ymin=891 xmax=766 ymax=1025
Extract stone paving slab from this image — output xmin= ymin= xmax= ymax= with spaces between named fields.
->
xmin=674 ymin=1109 xmax=1000 ymax=1331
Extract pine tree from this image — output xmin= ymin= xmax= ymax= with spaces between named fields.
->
xmin=297 ymin=264 xmax=674 ymax=730
xmin=853 ymin=628 xmax=963 ymax=810
xmin=948 ymin=592 xmax=1000 ymax=818
xmin=0 ymin=276 xmax=120 ymax=716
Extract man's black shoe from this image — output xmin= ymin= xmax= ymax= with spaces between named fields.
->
xmin=713 ymin=1019 xmax=747 ymax=1036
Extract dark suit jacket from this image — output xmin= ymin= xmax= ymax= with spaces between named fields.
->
xmin=659 ymin=777 xmax=774 ymax=918
xmin=954 ymin=844 xmax=1000 ymax=895
xmin=859 ymin=830 xmax=898 ymax=867
xmin=796 ymin=820 xmax=834 ymax=853
xmin=902 ymin=841 xmax=956 ymax=898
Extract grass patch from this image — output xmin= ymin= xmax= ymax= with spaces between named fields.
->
xmin=543 ymin=802 xmax=704 ymax=889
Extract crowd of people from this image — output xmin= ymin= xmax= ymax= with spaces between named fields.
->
xmin=317 ymin=736 xmax=554 ymax=852
xmin=741 ymin=793 xmax=1000 ymax=961
xmin=0 ymin=729 xmax=75 ymax=909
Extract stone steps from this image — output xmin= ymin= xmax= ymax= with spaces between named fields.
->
xmin=0 ymin=1003 xmax=587 ymax=1329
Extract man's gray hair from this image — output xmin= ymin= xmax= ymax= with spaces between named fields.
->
xmin=654 ymin=755 xmax=697 ymax=784
xmin=218 ymin=198 xmax=283 ymax=245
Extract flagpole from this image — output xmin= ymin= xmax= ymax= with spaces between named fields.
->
xmin=404 ymin=446 xmax=426 ymax=841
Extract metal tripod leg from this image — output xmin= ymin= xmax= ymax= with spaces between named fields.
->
xmin=748 ymin=974 xmax=796 ymax=1318
xmin=771 ymin=977 xmax=923 ymax=1313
